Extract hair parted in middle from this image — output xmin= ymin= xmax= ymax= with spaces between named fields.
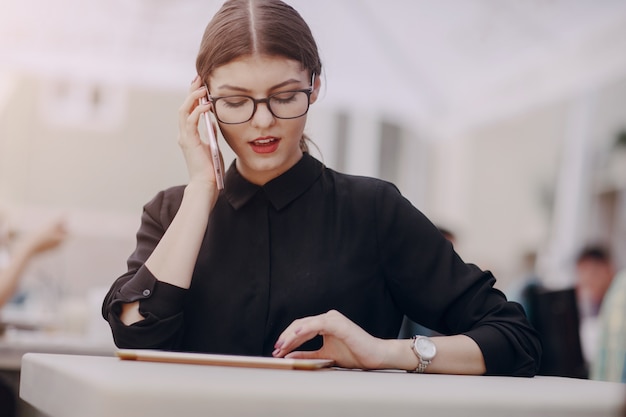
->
xmin=196 ymin=0 xmax=322 ymax=84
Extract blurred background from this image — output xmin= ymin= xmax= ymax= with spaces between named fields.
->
xmin=0 ymin=0 xmax=625 ymax=367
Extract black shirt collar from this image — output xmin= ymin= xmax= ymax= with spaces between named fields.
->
xmin=224 ymin=153 xmax=324 ymax=211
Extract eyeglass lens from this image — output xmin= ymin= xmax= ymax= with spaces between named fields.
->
xmin=213 ymin=90 xmax=310 ymax=124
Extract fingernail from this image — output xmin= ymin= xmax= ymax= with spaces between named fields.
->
xmin=274 ymin=340 xmax=284 ymax=349
xmin=272 ymin=348 xmax=280 ymax=357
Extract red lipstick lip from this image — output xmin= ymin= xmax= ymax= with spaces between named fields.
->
xmin=249 ymin=136 xmax=280 ymax=154
xmin=250 ymin=136 xmax=278 ymax=143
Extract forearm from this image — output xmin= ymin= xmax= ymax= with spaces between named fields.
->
xmin=119 ymin=182 xmax=214 ymax=326
xmin=383 ymin=335 xmax=486 ymax=375
xmin=144 ymin=182 xmax=214 ymax=288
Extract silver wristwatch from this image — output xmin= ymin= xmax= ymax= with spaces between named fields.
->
xmin=409 ymin=335 xmax=437 ymax=373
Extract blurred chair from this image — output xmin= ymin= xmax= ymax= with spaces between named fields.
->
xmin=525 ymin=286 xmax=588 ymax=378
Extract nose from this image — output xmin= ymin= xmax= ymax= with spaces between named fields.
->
xmin=250 ymin=101 xmax=275 ymax=128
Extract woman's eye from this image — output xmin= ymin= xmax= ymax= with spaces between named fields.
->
xmin=271 ymin=92 xmax=298 ymax=104
xmin=221 ymin=97 xmax=250 ymax=108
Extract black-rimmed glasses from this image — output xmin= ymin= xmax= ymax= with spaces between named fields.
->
xmin=209 ymin=87 xmax=313 ymax=124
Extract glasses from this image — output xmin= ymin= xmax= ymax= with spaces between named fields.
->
xmin=209 ymin=87 xmax=313 ymax=124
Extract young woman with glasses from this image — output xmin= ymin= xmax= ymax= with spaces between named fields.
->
xmin=103 ymin=0 xmax=541 ymax=376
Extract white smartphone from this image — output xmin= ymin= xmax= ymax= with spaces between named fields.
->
xmin=199 ymin=87 xmax=225 ymax=190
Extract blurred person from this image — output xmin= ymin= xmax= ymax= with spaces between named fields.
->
xmin=0 ymin=219 xmax=67 ymax=307
xmin=592 ymin=268 xmax=626 ymax=383
xmin=575 ymin=245 xmax=615 ymax=366
xmin=102 ymin=0 xmax=541 ymax=376
xmin=0 ymin=218 xmax=66 ymax=417
xmin=576 ymin=245 xmax=615 ymax=316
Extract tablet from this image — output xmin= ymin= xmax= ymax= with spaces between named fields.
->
xmin=116 ymin=349 xmax=334 ymax=371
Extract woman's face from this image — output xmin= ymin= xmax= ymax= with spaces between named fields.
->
xmin=208 ymin=54 xmax=320 ymax=185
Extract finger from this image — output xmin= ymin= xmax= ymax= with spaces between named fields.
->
xmin=273 ymin=316 xmax=328 ymax=357
xmin=178 ymin=86 xmax=210 ymax=134
xmin=179 ymin=106 xmax=211 ymax=153
xmin=178 ymin=79 xmax=212 ymax=153
xmin=186 ymin=75 xmax=206 ymax=111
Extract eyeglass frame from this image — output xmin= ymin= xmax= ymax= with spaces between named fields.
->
xmin=207 ymin=85 xmax=315 ymax=125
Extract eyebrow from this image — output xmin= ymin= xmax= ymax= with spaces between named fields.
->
xmin=214 ymin=78 xmax=304 ymax=93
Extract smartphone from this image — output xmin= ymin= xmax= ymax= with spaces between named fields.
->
xmin=199 ymin=86 xmax=225 ymax=190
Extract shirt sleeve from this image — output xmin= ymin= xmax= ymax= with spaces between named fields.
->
xmin=374 ymin=181 xmax=542 ymax=377
xmin=101 ymin=186 xmax=188 ymax=350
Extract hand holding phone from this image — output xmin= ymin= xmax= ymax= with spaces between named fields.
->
xmin=198 ymin=87 xmax=225 ymax=190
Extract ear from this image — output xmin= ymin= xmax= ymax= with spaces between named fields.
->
xmin=309 ymin=74 xmax=322 ymax=104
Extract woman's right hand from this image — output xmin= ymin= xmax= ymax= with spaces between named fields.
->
xmin=178 ymin=75 xmax=221 ymax=189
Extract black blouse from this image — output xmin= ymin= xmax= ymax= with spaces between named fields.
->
xmin=103 ymin=153 xmax=541 ymax=376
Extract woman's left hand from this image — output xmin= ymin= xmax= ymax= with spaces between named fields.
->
xmin=272 ymin=310 xmax=390 ymax=369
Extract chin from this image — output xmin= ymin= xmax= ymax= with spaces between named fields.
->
xmin=243 ymin=152 xmax=298 ymax=179
xmin=253 ymin=158 xmax=288 ymax=174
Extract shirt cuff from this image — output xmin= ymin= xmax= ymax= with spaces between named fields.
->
xmin=464 ymin=325 xmax=536 ymax=377
xmin=116 ymin=265 xmax=187 ymax=319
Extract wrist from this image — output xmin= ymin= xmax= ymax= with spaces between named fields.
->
xmin=184 ymin=180 xmax=219 ymax=204
xmin=381 ymin=339 xmax=421 ymax=371
xmin=185 ymin=180 xmax=215 ymax=193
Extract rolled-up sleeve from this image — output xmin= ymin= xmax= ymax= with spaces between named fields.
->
xmin=375 ymin=181 xmax=541 ymax=377
xmin=102 ymin=186 xmax=189 ymax=350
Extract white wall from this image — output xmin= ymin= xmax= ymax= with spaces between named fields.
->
xmin=449 ymin=100 xmax=566 ymax=285
xmin=429 ymin=74 xmax=626 ymax=290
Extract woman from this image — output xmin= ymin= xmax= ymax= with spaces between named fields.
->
xmin=103 ymin=0 xmax=541 ymax=376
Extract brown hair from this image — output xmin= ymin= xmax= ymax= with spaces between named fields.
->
xmin=196 ymin=0 xmax=322 ymax=153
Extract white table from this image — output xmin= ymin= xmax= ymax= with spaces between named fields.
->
xmin=0 ymin=333 xmax=115 ymax=417
xmin=20 ymin=353 xmax=626 ymax=417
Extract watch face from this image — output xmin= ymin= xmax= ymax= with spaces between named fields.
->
xmin=415 ymin=337 xmax=437 ymax=360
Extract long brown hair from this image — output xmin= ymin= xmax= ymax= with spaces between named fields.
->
xmin=196 ymin=0 xmax=322 ymax=153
